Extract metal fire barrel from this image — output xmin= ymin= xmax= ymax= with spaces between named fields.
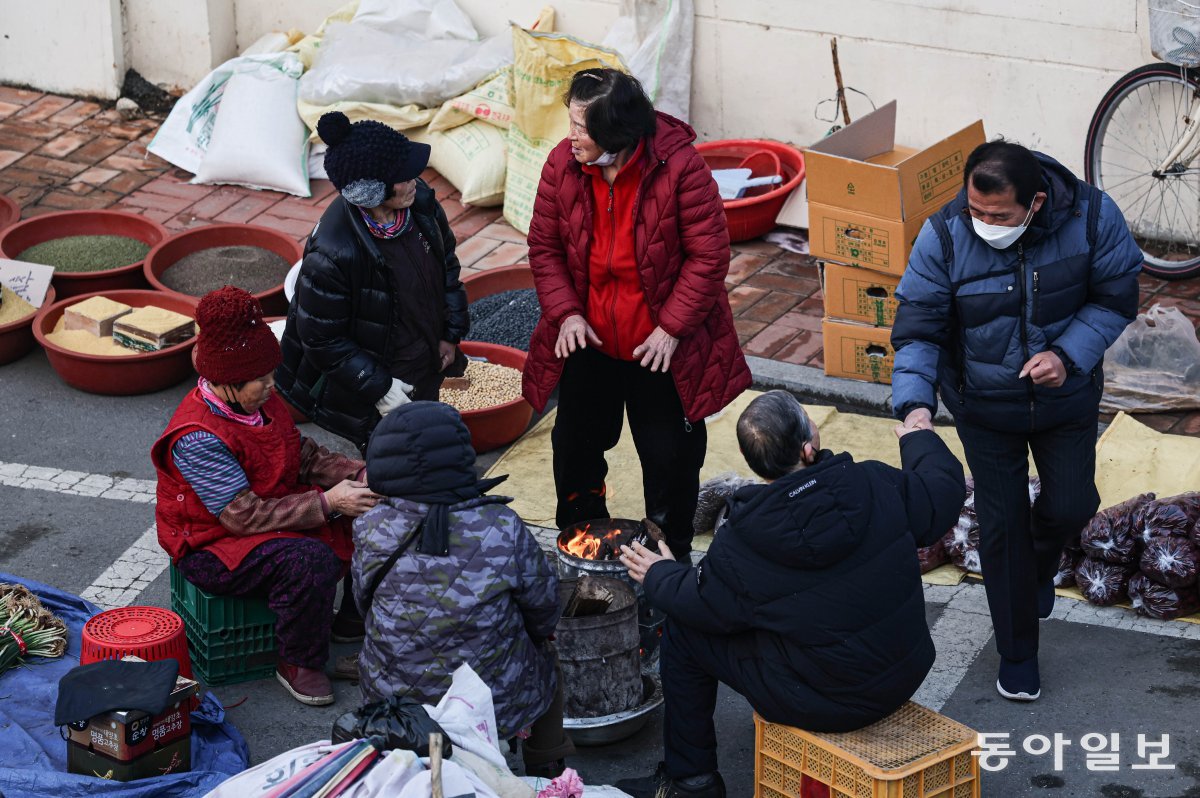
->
xmin=555 ymin=577 xmax=643 ymax=719
xmin=556 ymin=521 xmax=666 ymax=661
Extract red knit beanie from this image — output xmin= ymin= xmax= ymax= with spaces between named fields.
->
xmin=194 ymin=286 xmax=282 ymax=385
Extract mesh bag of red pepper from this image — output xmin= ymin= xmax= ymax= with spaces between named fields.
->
xmin=1128 ymin=572 xmax=1200 ymax=620
xmin=1140 ymin=535 xmax=1200 ymax=589
xmin=1075 ymin=557 xmax=1135 ymax=606
xmin=1080 ymin=493 xmax=1155 ymax=564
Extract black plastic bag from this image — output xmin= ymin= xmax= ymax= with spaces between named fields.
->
xmin=1081 ymin=493 xmax=1154 ymax=564
xmin=1075 ymin=557 xmax=1135 ymax=606
xmin=1128 ymin=573 xmax=1200 ymax=620
xmin=1140 ymin=536 xmax=1200 ymax=589
xmin=332 ymin=696 xmax=452 ymax=757
xmin=943 ymin=512 xmax=981 ymax=574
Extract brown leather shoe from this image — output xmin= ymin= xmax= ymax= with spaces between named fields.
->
xmin=330 ymin=654 xmax=359 ymax=682
xmin=276 ymin=662 xmax=335 ymax=706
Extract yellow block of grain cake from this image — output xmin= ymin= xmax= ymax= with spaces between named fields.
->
xmin=113 ymin=306 xmax=195 ymax=352
xmin=63 ymin=296 xmax=133 ymax=337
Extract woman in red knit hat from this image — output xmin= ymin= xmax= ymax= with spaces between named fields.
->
xmin=151 ymin=286 xmax=378 ymax=706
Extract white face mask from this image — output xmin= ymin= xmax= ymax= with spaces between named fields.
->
xmin=971 ymin=204 xmax=1035 ymax=249
xmin=587 ymin=151 xmax=618 ymax=167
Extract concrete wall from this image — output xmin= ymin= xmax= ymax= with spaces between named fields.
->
xmin=124 ymin=0 xmax=238 ymax=93
xmin=0 ymin=0 xmax=124 ymax=99
xmin=1 ymin=0 xmax=1161 ymax=175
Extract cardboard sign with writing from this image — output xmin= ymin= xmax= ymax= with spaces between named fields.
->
xmin=0 ymin=259 xmax=54 ymax=308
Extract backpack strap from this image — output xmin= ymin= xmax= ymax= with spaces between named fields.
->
xmin=1083 ymin=182 xmax=1103 ymax=256
xmin=929 ymin=211 xmax=955 ymax=268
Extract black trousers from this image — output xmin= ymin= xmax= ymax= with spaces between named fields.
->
xmin=956 ymin=411 xmax=1101 ymax=662
xmin=552 ymin=347 xmax=707 ymax=556
xmin=660 ymin=619 xmax=863 ymax=779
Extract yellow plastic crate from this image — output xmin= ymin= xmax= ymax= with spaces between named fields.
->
xmin=754 ymin=702 xmax=981 ymax=798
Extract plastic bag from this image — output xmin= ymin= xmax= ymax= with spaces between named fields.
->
xmin=1053 ymin=545 xmax=1083 ymax=588
xmin=943 ymin=511 xmax=980 ymax=574
xmin=1080 ymin=493 xmax=1154 ymax=564
xmin=1128 ymin=572 xmax=1200 ymax=620
xmin=430 ymin=67 xmax=516 ymax=132
xmin=1140 ymin=535 xmax=1200 ymax=588
xmin=1102 ymin=304 xmax=1200 ymax=413
xmin=693 ymin=472 xmax=756 ymax=535
xmin=1140 ymin=492 xmax=1200 ymax=543
xmin=424 ymin=663 xmax=508 ymax=770
xmin=410 ymin=119 xmax=508 ymax=206
xmin=352 ymin=0 xmax=477 ymax=40
xmin=602 ymin=0 xmax=695 ymax=120
xmin=1075 ymin=557 xmax=1134 ymax=606
xmin=331 ymin=696 xmax=451 ymax=758
xmin=300 ymin=20 xmax=512 ymax=110
xmin=917 ymin=536 xmax=949 ymax=574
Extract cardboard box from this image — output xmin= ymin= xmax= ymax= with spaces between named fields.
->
xmin=822 ymin=262 xmax=901 ymax=327
xmin=822 ymin=318 xmax=895 ymax=384
xmin=806 ymin=102 xmax=985 ymax=220
xmin=67 ymin=736 xmax=190 ymax=781
xmin=808 ymin=202 xmax=935 ymax=277
xmin=66 ymin=674 xmax=198 ymax=761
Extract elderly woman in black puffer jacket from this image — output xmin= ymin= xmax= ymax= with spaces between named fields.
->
xmin=277 ymin=112 xmax=469 ymax=452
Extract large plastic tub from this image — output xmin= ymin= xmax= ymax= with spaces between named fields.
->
xmin=462 ymin=264 xmax=535 ymax=304
xmin=0 ymin=210 xmax=168 ymax=299
xmin=457 ymin=340 xmax=534 ymax=453
xmin=0 ymin=194 xmax=19 ymax=233
xmin=0 ymin=285 xmax=54 ymax=366
xmin=696 ymin=139 xmax=805 ymax=242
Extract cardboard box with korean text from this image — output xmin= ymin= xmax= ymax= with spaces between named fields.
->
xmin=822 ymin=318 xmax=896 ymax=384
xmin=822 ymin=262 xmax=901 ymax=327
xmin=808 ymin=202 xmax=936 ymax=276
xmin=805 ymin=102 xmax=985 ymax=221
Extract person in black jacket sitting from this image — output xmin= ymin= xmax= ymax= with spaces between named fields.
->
xmin=276 ymin=112 xmax=469 ymax=453
xmin=615 ymin=390 xmax=966 ymax=798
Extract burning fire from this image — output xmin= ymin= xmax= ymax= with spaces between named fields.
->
xmin=560 ymin=523 xmax=636 ymax=560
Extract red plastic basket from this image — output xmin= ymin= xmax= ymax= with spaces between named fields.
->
xmin=81 ymin=606 xmax=194 ymax=680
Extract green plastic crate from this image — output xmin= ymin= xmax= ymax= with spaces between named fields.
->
xmin=170 ymin=565 xmax=278 ymax=685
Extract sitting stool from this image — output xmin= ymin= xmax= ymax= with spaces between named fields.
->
xmin=169 ymin=565 xmax=277 ymax=685
xmin=754 ymin=701 xmax=980 ymax=798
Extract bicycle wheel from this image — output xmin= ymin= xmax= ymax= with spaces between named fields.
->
xmin=1085 ymin=63 xmax=1200 ymax=280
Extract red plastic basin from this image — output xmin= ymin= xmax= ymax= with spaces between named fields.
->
xmin=0 ymin=194 xmax=19 ymax=234
xmin=0 ymin=285 xmax=55 ymax=366
xmin=696 ymin=139 xmax=805 ymax=242
xmin=0 ymin=210 xmax=168 ymax=299
xmin=457 ymin=340 xmax=533 ymax=453
xmin=34 ymin=289 xmax=199 ymax=395
xmin=144 ymin=224 xmax=301 ymax=317
xmin=462 ymin=264 xmax=535 ymax=304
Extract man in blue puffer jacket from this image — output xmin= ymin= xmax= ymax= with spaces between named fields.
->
xmin=891 ymin=140 xmax=1141 ymax=702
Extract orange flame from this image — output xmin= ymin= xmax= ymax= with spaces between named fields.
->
xmin=559 ymin=523 xmax=635 ymax=560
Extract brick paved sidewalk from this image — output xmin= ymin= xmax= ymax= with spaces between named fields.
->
xmin=2 ymin=86 xmax=1199 ymax=436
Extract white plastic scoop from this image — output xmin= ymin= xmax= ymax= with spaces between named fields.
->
xmin=712 ymin=168 xmax=783 ymax=200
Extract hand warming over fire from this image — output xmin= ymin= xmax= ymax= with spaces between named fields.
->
xmin=619 ymin=539 xmax=675 ymax=583
xmin=632 ymin=326 xmax=679 ymax=372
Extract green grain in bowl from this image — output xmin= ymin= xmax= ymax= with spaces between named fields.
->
xmin=19 ymin=235 xmax=151 ymax=273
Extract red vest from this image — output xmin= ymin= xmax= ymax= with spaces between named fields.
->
xmin=151 ymin=389 xmax=352 ymax=570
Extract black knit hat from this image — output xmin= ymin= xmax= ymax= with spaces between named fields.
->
xmin=318 ymin=112 xmax=431 ymax=208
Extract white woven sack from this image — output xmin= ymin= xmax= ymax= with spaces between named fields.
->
xmin=193 ymin=56 xmax=311 ymax=197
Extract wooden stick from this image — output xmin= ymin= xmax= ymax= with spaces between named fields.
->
xmin=430 ymin=732 xmax=444 ymax=798
xmin=831 ymin=38 xmax=851 ymax=126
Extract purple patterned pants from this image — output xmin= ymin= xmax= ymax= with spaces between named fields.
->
xmin=176 ymin=538 xmax=344 ymax=669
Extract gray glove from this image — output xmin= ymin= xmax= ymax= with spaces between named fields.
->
xmin=374 ymin=378 xmax=414 ymax=416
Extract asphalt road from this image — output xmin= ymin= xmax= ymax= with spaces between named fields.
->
xmin=4 ymin=348 xmax=1200 ymax=796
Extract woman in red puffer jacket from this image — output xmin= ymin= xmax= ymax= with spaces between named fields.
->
xmin=522 ymin=68 xmax=750 ymax=560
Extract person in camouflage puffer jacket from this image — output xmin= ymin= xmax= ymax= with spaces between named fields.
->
xmin=353 ymin=401 xmax=574 ymax=777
